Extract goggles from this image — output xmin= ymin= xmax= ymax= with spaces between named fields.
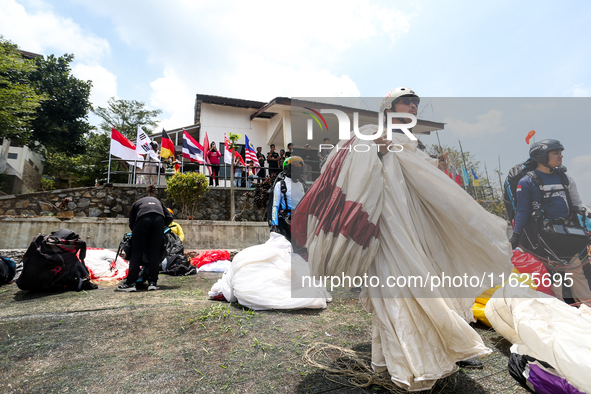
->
xmin=393 ymin=97 xmax=420 ymax=108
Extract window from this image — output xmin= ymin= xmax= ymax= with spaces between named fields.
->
xmin=7 ymin=153 xmax=17 ymax=160
xmin=34 ymin=165 xmax=39 ymax=172
xmin=28 ymin=159 xmax=34 ymax=166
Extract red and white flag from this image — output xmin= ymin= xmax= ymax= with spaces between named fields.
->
xmin=110 ymin=128 xmax=143 ymax=166
xmin=224 ymin=134 xmax=233 ymax=165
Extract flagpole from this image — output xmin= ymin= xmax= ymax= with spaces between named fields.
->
xmin=107 ymin=154 xmax=112 ymax=183
xmin=133 ymin=157 xmax=137 ymax=184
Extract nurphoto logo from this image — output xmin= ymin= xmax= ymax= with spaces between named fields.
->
xmin=306 ymin=109 xmax=418 ymax=153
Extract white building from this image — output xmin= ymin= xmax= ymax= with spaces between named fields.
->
xmin=148 ymin=94 xmax=445 ymax=184
xmin=0 ymin=138 xmax=44 ymax=194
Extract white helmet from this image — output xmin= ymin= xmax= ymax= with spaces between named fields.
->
xmin=379 ymin=87 xmax=419 ymax=113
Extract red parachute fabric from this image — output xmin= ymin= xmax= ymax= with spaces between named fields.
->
xmin=191 ymin=250 xmax=231 ymax=268
xmin=511 ymin=249 xmax=554 ymax=295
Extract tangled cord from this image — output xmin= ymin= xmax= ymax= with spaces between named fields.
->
xmin=303 ymin=343 xmax=400 ymax=391
xmin=303 ymin=343 xmax=457 ymax=393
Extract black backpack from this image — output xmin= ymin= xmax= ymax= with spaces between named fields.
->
xmin=160 ymin=254 xmax=195 ymax=276
xmin=0 ymin=256 xmax=16 ymax=285
xmin=503 ymin=159 xmax=573 ymax=223
xmin=163 ymin=228 xmax=184 ymax=256
xmin=16 ymin=229 xmax=96 ymax=292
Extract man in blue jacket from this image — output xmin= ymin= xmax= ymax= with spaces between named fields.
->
xmin=509 ymin=139 xmax=591 ymax=303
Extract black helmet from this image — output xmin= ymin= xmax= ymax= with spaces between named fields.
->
xmin=529 ymin=139 xmax=564 ymax=166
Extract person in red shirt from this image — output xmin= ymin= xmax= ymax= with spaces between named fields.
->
xmin=207 ymin=142 xmax=222 ymax=186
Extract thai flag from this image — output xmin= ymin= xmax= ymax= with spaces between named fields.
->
xmin=245 ymin=135 xmax=260 ymax=175
xmin=182 ymin=130 xmax=204 ymax=163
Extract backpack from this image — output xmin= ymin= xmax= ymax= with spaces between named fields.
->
xmin=16 ymin=229 xmax=96 ymax=292
xmin=503 ymin=159 xmax=573 ymax=223
xmin=160 ymin=254 xmax=195 ymax=276
xmin=163 ymin=227 xmax=184 ymax=256
xmin=0 ymin=256 xmax=16 ymax=285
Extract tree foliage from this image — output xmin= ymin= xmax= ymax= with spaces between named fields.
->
xmin=93 ymin=97 xmax=162 ymax=139
xmin=29 ymin=54 xmax=93 ymax=154
xmin=43 ymin=131 xmax=110 ymax=187
xmin=0 ymin=37 xmax=46 ymax=145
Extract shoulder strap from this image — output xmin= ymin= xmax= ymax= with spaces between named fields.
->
xmin=281 ymin=179 xmax=288 ymax=210
xmin=558 ymin=171 xmax=574 ymax=217
xmin=526 ymin=170 xmax=546 ymax=212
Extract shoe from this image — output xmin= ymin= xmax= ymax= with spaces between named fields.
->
xmin=457 ymin=358 xmax=483 ymax=369
xmin=116 ymin=282 xmax=136 ymax=292
xmin=148 ymin=282 xmax=159 ymax=291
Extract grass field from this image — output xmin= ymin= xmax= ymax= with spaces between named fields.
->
xmin=0 ymin=271 xmax=528 ymax=394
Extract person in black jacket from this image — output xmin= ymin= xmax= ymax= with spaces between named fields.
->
xmin=117 ymin=185 xmax=173 ymax=292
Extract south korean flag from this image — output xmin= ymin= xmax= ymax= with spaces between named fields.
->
xmin=136 ymin=125 xmax=159 ymax=162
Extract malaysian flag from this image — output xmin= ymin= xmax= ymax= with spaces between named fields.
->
xmin=182 ymin=130 xmax=204 ymax=163
xmin=245 ymin=135 xmax=260 ymax=175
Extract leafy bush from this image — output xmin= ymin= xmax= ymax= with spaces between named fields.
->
xmin=166 ymin=172 xmax=208 ymax=219
xmin=40 ymin=177 xmax=56 ymax=191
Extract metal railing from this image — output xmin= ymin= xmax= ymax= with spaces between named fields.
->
xmin=104 ymin=157 xmax=321 ymax=187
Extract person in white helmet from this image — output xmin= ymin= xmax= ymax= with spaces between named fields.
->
xmin=292 ymin=88 xmax=512 ymax=391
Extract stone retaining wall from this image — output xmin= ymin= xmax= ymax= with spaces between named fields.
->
xmin=0 ymin=184 xmax=265 ymax=221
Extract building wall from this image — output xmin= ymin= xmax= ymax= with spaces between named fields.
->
xmin=199 ymin=104 xmax=275 ymax=152
xmin=5 ymin=144 xmax=43 ymax=193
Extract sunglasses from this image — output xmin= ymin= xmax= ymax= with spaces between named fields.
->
xmin=394 ymin=97 xmax=420 ymax=107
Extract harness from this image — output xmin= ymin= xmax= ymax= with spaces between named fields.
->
xmin=525 ymin=169 xmax=574 ymax=220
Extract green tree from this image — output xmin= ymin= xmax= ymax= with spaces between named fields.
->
xmin=28 ymin=54 xmax=93 ymax=154
xmin=0 ymin=37 xmax=46 ymax=145
xmin=93 ymin=97 xmax=162 ymax=139
xmin=43 ymin=131 xmax=110 ymax=187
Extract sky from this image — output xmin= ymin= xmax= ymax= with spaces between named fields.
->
xmin=1 ymin=0 xmax=590 ymax=203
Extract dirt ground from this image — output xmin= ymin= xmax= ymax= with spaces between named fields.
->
xmin=0 ymin=268 xmax=529 ymax=394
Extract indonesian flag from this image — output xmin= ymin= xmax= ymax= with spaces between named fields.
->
xmin=182 ymin=130 xmax=204 ymax=163
xmin=161 ymin=129 xmax=174 ymax=159
xmin=203 ymin=132 xmax=211 ymax=175
xmin=245 ymin=135 xmax=260 ymax=175
xmin=110 ymin=128 xmax=143 ymax=167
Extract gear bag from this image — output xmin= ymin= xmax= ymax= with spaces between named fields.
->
xmin=0 ymin=256 xmax=16 ymax=285
xmin=160 ymin=254 xmax=195 ymax=276
xmin=16 ymin=229 xmax=96 ymax=292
